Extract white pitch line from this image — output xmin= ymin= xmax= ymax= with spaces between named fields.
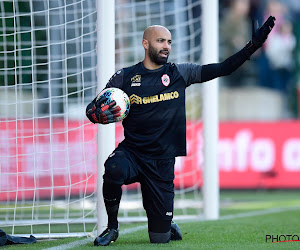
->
xmin=219 ymin=206 xmax=300 ymax=220
xmin=44 ymin=238 xmax=93 ymax=250
xmin=44 ymin=206 xmax=300 ymax=250
xmin=43 ymin=225 xmax=148 ymax=250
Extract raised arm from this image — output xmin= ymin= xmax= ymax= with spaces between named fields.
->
xmin=201 ymin=16 xmax=276 ymax=83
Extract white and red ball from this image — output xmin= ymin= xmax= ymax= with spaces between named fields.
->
xmin=96 ymin=87 xmax=130 ymax=122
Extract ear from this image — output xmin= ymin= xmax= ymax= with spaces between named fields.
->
xmin=142 ymin=39 xmax=149 ymax=50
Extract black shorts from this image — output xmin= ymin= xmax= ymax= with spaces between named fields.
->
xmin=103 ymin=145 xmax=175 ymax=221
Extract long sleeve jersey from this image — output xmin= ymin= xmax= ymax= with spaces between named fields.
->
xmin=106 ymin=62 xmax=201 ymax=158
xmin=89 ymin=46 xmax=252 ymax=158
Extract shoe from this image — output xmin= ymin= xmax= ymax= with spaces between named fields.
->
xmin=171 ymin=221 xmax=182 ymax=240
xmin=94 ymin=228 xmax=119 ymax=246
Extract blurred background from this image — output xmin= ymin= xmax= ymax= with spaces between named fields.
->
xmin=219 ymin=0 xmax=300 ymax=120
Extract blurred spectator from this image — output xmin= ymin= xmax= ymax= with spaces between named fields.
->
xmin=220 ymin=0 xmax=255 ymax=87
xmin=256 ymin=0 xmax=287 ymax=89
xmin=261 ymin=0 xmax=297 ymax=117
xmin=283 ymin=0 xmax=300 ymax=117
xmin=264 ymin=0 xmax=289 ymax=30
xmin=220 ymin=0 xmax=300 ymax=118
xmin=265 ymin=20 xmax=296 ymax=94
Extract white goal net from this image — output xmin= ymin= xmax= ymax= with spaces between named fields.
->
xmin=0 ymin=0 xmax=204 ymax=238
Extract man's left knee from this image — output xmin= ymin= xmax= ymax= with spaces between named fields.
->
xmin=148 ymin=231 xmax=171 ymax=244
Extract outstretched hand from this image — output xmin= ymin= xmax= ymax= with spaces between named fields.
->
xmin=86 ymin=95 xmax=121 ymax=124
xmin=251 ymin=16 xmax=276 ymax=49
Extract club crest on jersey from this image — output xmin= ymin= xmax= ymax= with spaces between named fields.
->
xmin=161 ymin=74 xmax=170 ymax=86
xmin=131 ymin=74 xmax=141 ymax=87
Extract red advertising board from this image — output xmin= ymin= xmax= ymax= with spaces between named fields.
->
xmin=0 ymin=120 xmax=299 ymax=200
xmin=219 ymin=122 xmax=300 ymax=188
xmin=174 ymin=121 xmax=300 ymax=189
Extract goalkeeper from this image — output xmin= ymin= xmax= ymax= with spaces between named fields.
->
xmin=86 ymin=16 xmax=275 ymax=246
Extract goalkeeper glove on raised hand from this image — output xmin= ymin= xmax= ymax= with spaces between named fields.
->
xmin=244 ymin=16 xmax=276 ymax=58
xmin=86 ymin=95 xmax=121 ymax=124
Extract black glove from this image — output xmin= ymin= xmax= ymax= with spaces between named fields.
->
xmin=86 ymin=95 xmax=121 ymax=124
xmin=244 ymin=16 xmax=276 ymax=57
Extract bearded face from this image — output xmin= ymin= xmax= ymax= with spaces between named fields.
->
xmin=148 ymin=41 xmax=169 ymax=65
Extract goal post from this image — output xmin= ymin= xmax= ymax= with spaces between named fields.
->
xmin=202 ymin=0 xmax=220 ymax=220
xmin=96 ymin=0 xmax=115 ymax=236
xmin=0 ymin=0 xmax=219 ymax=239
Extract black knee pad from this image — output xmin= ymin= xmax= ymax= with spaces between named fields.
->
xmin=103 ymin=154 xmax=127 ymax=185
xmin=148 ymin=231 xmax=171 ymax=244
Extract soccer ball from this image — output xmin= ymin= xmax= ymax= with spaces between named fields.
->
xmin=96 ymin=87 xmax=130 ymax=122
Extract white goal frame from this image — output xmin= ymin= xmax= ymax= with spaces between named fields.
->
xmin=96 ymin=0 xmax=115 ymax=235
xmin=202 ymin=0 xmax=219 ymax=220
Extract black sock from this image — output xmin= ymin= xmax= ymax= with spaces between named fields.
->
xmin=103 ymin=181 xmax=122 ymax=229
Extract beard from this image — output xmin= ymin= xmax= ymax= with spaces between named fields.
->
xmin=148 ymin=42 xmax=169 ymax=65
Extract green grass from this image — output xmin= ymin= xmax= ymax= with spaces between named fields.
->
xmin=219 ymin=190 xmax=300 ymax=215
xmin=2 ymin=190 xmax=300 ymax=249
